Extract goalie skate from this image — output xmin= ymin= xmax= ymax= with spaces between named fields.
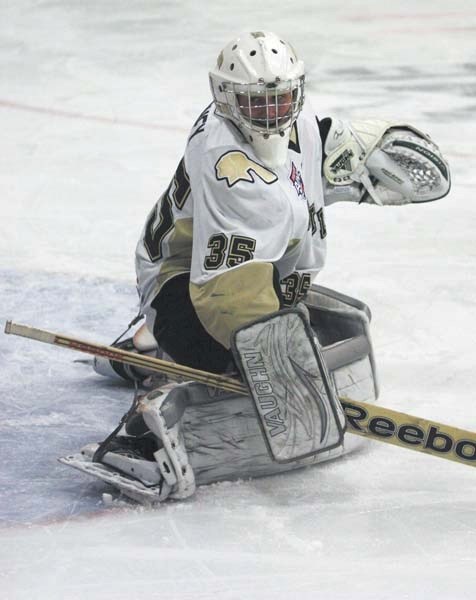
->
xmin=59 ymin=443 xmax=171 ymax=506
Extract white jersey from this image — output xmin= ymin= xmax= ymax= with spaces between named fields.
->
xmin=136 ymin=99 xmax=449 ymax=349
xmin=136 ymin=99 xmax=327 ymax=347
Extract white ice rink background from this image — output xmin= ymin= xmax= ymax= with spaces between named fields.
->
xmin=1 ymin=1 xmax=476 ymax=598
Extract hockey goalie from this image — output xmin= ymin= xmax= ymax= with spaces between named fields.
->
xmin=61 ymin=31 xmax=451 ymax=505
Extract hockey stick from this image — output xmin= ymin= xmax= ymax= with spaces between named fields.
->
xmin=4 ymin=321 xmax=244 ymax=394
xmin=4 ymin=320 xmax=476 ymax=468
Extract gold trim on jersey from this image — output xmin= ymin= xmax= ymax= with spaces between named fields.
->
xmin=190 ymin=262 xmax=280 ymax=349
xmin=286 ymin=238 xmax=301 ymax=252
xmin=290 ymin=123 xmax=297 ymax=146
xmin=288 ymin=123 xmax=301 ymax=153
xmin=156 ymin=218 xmax=193 ymax=291
xmin=215 ymin=151 xmax=278 ymax=188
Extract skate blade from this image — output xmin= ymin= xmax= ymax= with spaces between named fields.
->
xmin=59 ymin=453 xmax=166 ymax=506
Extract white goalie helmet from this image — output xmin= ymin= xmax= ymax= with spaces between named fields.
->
xmin=209 ymin=31 xmax=305 ymax=169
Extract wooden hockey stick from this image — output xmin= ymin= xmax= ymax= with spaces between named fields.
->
xmin=4 ymin=321 xmax=244 ymax=394
xmin=4 ymin=320 xmax=476 ymax=468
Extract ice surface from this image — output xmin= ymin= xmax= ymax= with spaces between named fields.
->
xmin=1 ymin=1 xmax=476 ymax=598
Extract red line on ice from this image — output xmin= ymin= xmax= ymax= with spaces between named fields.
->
xmin=0 ymin=99 xmax=188 ymax=133
xmin=1 ymin=505 xmax=134 ymax=531
xmin=346 ymin=11 xmax=476 ymax=22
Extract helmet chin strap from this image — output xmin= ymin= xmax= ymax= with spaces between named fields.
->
xmin=248 ymin=129 xmax=291 ymax=169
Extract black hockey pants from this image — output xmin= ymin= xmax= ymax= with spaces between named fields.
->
xmin=150 ymin=273 xmax=233 ymax=374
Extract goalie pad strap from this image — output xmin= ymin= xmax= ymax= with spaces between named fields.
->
xmin=232 ymin=309 xmax=346 ymax=463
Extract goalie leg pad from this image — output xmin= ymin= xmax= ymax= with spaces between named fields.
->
xmin=93 ymin=324 xmax=163 ymax=384
xmin=93 ymin=337 xmax=160 ymax=383
xmin=232 ymin=309 xmax=346 ymax=463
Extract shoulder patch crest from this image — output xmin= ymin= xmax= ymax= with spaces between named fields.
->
xmin=215 ymin=151 xmax=278 ymax=188
xmin=289 ymin=161 xmax=306 ymax=199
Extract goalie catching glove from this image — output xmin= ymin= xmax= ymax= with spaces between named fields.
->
xmin=323 ymin=118 xmax=451 ymax=205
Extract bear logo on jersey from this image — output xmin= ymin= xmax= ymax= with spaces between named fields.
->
xmin=215 ymin=151 xmax=278 ymax=188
